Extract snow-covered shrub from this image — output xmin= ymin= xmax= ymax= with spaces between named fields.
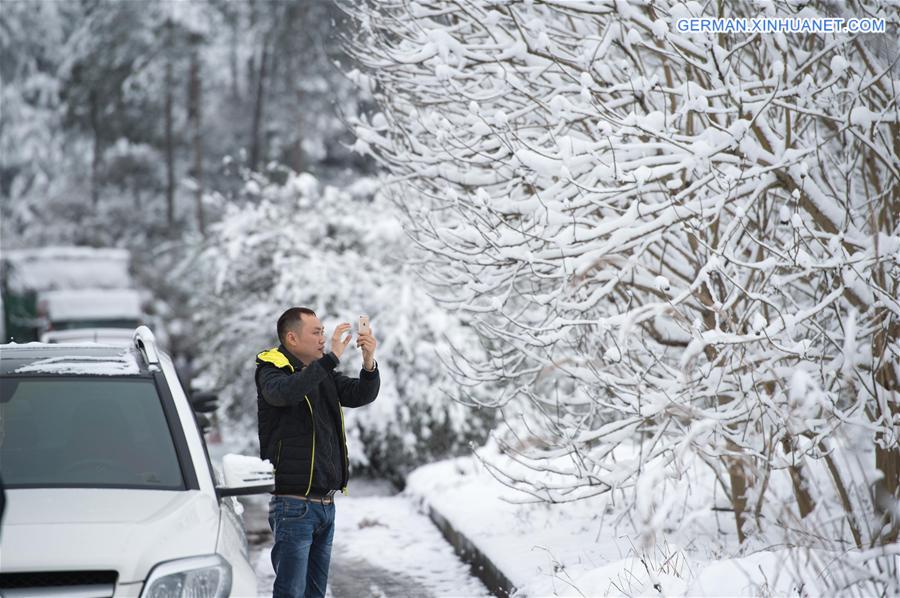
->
xmin=182 ymin=171 xmax=495 ymax=483
xmin=345 ymin=0 xmax=898 ymax=592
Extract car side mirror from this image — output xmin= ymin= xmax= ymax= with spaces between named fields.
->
xmin=191 ymin=391 xmax=218 ymax=414
xmin=216 ymin=454 xmax=275 ymax=498
xmin=195 ymin=412 xmax=212 ymax=434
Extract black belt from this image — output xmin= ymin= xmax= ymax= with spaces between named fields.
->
xmin=278 ymin=491 xmax=337 ymax=505
xmin=300 ymin=494 xmax=334 ymax=505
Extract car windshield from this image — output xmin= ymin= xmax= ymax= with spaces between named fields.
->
xmin=0 ymin=377 xmax=184 ymax=489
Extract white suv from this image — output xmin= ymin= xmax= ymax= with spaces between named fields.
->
xmin=0 ymin=327 xmax=272 ymax=597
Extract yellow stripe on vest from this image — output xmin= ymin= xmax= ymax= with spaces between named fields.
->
xmin=305 ymin=396 xmax=315 ymax=496
xmin=257 ymin=348 xmax=294 ymax=372
xmin=339 ymin=404 xmax=349 ymax=496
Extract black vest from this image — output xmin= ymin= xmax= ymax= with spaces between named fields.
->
xmin=255 ymin=348 xmax=350 ymax=495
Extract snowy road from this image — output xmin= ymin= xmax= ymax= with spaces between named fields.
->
xmin=241 ymin=479 xmax=492 ymax=598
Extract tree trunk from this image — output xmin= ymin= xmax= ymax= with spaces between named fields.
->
xmin=188 ymin=38 xmax=204 ymax=235
xmin=873 ymin=317 xmax=899 ymax=545
xmin=874 ymin=434 xmax=899 ymax=545
xmin=724 ymin=438 xmax=749 ymax=544
xmin=782 ymin=436 xmax=816 ymax=518
xmin=164 ymin=22 xmax=175 ymax=228
xmin=229 ymin=17 xmax=240 ymax=101
xmin=90 ymin=88 xmax=100 ymax=206
xmin=246 ymin=0 xmax=257 ymax=97
xmin=823 ymin=449 xmax=864 ymax=549
xmin=289 ymin=89 xmax=304 ymax=173
xmin=249 ymin=39 xmax=269 ymax=171
xmin=692 ymin=253 xmax=753 ymax=543
xmin=870 ymin=114 xmax=899 ymax=545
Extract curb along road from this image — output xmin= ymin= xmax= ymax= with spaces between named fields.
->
xmin=425 ymin=504 xmax=516 ymax=598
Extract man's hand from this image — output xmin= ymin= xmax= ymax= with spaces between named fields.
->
xmin=330 ymin=323 xmax=353 ymax=359
xmin=357 ymin=329 xmax=378 ymax=371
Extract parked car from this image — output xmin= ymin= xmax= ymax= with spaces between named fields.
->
xmin=1 ymin=247 xmax=137 ymax=342
xmin=36 ymin=288 xmax=144 ymax=337
xmin=0 ymin=326 xmax=272 ymax=597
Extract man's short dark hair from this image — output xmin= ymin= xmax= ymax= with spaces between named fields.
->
xmin=277 ymin=307 xmax=317 ymax=345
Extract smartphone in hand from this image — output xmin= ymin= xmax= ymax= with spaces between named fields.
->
xmin=358 ymin=315 xmax=371 ymax=336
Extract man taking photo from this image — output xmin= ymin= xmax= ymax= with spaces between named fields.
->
xmin=256 ymin=307 xmax=380 ymax=598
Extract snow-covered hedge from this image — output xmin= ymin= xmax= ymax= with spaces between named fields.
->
xmin=183 ymin=171 xmax=495 ymax=484
xmin=345 ymin=0 xmax=898 ymax=593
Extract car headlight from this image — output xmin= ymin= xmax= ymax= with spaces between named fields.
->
xmin=141 ymin=554 xmax=232 ymax=598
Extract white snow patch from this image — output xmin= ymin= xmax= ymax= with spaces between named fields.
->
xmin=849 ymin=106 xmax=875 ymax=127
xmin=14 ymin=352 xmax=140 ymax=375
xmin=4 ymin=247 xmax=133 ymax=293
xmin=830 ymin=54 xmax=849 ymax=75
xmin=39 ymin=288 xmax=142 ymax=321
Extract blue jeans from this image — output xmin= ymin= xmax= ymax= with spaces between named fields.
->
xmin=268 ymin=496 xmax=336 ymax=598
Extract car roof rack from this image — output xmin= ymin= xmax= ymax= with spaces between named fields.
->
xmin=133 ymin=325 xmax=160 ymax=366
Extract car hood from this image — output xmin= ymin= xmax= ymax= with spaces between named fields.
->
xmin=0 ymin=488 xmax=221 ymax=583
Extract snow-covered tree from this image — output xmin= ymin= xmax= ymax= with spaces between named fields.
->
xmin=0 ymin=1 xmax=70 ymax=240
xmin=2 ymin=1 xmax=378 ymax=397
xmin=181 ymin=170 xmax=495 ymax=483
xmin=1 ymin=0 xmax=369 ymax=249
xmin=345 ymin=0 xmax=898 ymax=592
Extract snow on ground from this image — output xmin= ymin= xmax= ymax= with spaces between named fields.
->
xmin=214 ymin=430 xmax=889 ymax=597
xmin=405 ymin=446 xmax=824 ymax=597
xmin=237 ymin=444 xmax=814 ymax=597
xmin=406 ymin=454 xmax=636 ymax=597
xmin=246 ymin=478 xmax=491 ymax=598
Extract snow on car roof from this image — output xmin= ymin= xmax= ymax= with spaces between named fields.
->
xmin=13 ymin=354 xmax=141 ymax=376
xmin=3 ymin=246 xmax=133 ymax=293
xmin=3 ymin=247 xmax=130 ymax=261
xmin=39 ymin=288 xmax=143 ymax=321
xmin=0 ymin=343 xmax=148 ymax=376
xmin=40 ymin=328 xmax=136 ymax=345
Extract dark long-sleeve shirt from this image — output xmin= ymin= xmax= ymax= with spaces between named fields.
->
xmin=256 ymin=346 xmax=379 ymax=494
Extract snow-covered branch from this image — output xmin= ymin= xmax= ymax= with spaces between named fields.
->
xmin=345 ymin=0 xmax=898 ymax=592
